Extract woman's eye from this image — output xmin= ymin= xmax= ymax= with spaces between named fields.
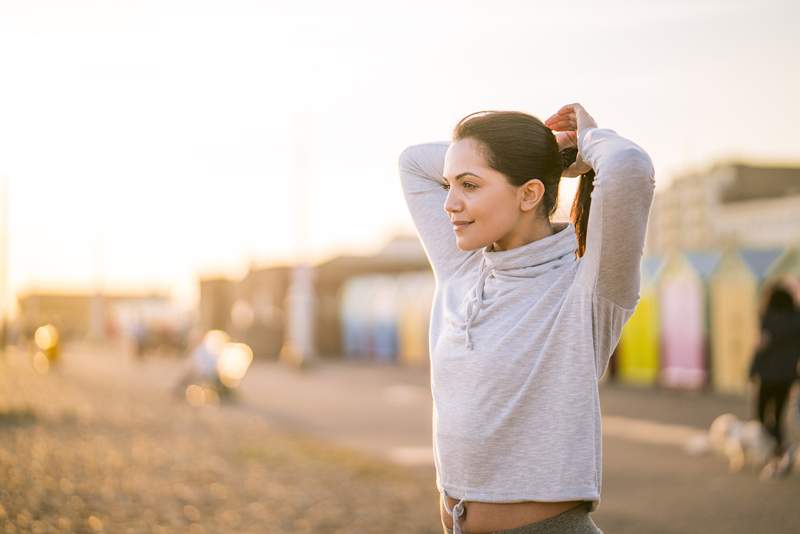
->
xmin=440 ymin=182 xmax=476 ymax=191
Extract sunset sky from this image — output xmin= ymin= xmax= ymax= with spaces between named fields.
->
xmin=1 ymin=0 xmax=798 ymax=316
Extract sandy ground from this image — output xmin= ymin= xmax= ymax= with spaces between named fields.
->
xmin=4 ymin=341 xmax=800 ymax=533
xmin=0 ymin=348 xmax=443 ymax=534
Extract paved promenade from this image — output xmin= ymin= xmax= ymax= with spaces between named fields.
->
xmin=2 ymin=341 xmax=799 ymax=533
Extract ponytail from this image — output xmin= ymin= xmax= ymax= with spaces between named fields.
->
xmin=560 ymin=148 xmax=595 ymax=258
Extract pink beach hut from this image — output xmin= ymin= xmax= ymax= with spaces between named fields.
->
xmin=658 ymin=251 xmax=721 ymax=390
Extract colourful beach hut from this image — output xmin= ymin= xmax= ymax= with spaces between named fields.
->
xmin=617 ymin=256 xmax=664 ymax=386
xmin=397 ymin=271 xmax=435 ymax=367
xmin=340 ymin=277 xmax=374 ymax=360
xmin=658 ymin=251 xmax=720 ymax=390
xmin=371 ymin=275 xmax=400 ymax=363
xmin=709 ymin=247 xmax=783 ymax=395
xmin=764 ymin=245 xmax=800 ymax=299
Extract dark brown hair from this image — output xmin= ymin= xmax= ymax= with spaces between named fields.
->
xmin=452 ymin=110 xmax=594 ymax=257
xmin=764 ymin=284 xmax=796 ymax=314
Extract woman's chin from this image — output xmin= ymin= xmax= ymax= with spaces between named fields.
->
xmin=455 ymin=236 xmax=487 ymax=252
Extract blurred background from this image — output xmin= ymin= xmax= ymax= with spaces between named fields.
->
xmin=1 ymin=1 xmax=799 ymax=533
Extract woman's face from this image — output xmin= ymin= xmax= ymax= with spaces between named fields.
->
xmin=443 ymin=137 xmax=527 ymax=251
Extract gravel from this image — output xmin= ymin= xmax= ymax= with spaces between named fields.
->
xmin=0 ymin=350 xmax=443 ymax=533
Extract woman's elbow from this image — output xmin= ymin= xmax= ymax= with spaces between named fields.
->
xmin=398 ymin=144 xmax=430 ymax=176
xmin=605 ymin=147 xmax=655 ymax=195
xmin=617 ymin=147 xmax=654 ymax=177
xmin=398 ymin=145 xmax=415 ymax=174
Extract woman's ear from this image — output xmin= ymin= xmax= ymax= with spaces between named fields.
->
xmin=519 ymin=179 xmax=545 ymax=212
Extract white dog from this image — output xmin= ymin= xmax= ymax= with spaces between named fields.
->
xmin=706 ymin=413 xmax=776 ymax=474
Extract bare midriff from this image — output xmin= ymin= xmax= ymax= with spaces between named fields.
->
xmin=440 ymin=495 xmax=585 ymax=534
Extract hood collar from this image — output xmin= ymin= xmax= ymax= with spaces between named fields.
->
xmin=482 ymin=222 xmax=577 ymax=273
xmin=459 ymin=222 xmax=577 ymax=351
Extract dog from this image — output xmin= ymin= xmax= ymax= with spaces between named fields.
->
xmin=706 ymin=413 xmax=777 ymax=474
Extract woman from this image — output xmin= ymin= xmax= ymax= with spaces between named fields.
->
xmin=749 ymin=284 xmax=800 ymax=478
xmin=398 ymin=103 xmax=654 ymax=534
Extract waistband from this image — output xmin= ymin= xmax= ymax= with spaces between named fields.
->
xmin=443 ymin=500 xmax=598 ymax=534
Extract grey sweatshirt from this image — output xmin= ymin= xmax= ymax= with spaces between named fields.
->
xmin=398 ymin=127 xmax=655 ymax=526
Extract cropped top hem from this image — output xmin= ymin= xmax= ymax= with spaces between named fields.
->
xmin=439 ymin=484 xmax=600 ymax=504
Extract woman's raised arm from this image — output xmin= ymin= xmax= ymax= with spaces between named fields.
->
xmin=546 ymin=102 xmax=655 ymax=378
xmin=398 ymin=142 xmax=475 ymax=282
xmin=574 ymin=126 xmax=655 ymax=309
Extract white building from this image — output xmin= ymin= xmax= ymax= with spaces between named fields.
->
xmin=646 ymin=162 xmax=800 ymax=255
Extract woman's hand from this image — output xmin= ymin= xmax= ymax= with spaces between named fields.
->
xmin=544 ymin=103 xmax=598 ymax=177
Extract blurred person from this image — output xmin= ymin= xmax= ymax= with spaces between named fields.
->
xmin=131 ymin=316 xmax=147 ymax=359
xmin=399 ymin=103 xmax=654 ymax=534
xmin=174 ymin=329 xmax=227 ymax=396
xmin=192 ymin=340 xmax=218 ymax=382
xmin=748 ymin=284 xmax=800 ymax=478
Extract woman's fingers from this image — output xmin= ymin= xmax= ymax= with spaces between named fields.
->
xmin=546 ymin=118 xmax=577 ymax=131
xmin=554 ymin=130 xmax=577 ymax=151
xmin=546 ymin=103 xmax=580 ymax=120
xmin=545 ymin=110 xmax=571 ymax=123
xmin=547 ymin=115 xmax=575 ymax=126
xmin=555 ymin=131 xmax=584 ymax=173
xmin=555 ymin=103 xmax=581 ymax=116
xmin=546 ymin=111 xmax=574 ymax=122
xmin=546 ymin=102 xmax=597 ymax=132
xmin=545 ymin=108 xmax=578 ymax=131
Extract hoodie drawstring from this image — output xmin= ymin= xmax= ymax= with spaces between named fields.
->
xmin=442 ymin=488 xmax=467 ymax=534
xmin=464 ymin=258 xmax=493 ymax=350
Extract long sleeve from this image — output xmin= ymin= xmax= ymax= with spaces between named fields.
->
xmin=574 ymin=127 xmax=656 ymax=308
xmin=398 ymin=142 xmax=475 ymax=282
xmin=572 ymin=127 xmax=656 ymax=378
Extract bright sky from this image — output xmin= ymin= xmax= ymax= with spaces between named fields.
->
xmin=1 ymin=0 xmax=798 ymax=316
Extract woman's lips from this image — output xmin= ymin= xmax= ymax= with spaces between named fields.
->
xmin=453 ymin=221 xmax=473 ymax=231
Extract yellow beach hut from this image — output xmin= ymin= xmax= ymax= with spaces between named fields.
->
xmin=709 ymin=247 xmax=783 ymax=395
xmin=617 ymin=256 xmax=664 ymax=386
xmin=397 ymin=271 xmax=435 ymax=367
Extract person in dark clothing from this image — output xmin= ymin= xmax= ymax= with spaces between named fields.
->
xmin=748 ymin=284 xmax=800 ymax=475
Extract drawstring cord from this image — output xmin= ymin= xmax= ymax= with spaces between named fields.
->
xmin=442 ymin=488 xmax=467 ymax=534
xmin=464 ymin=257 xmax=493 ymax=350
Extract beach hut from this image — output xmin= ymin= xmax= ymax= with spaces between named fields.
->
xmin=658 ymin=251 xmax=720 ymax=390
xmin=340 ymin=277 xmax=373 ymax=361
xmin=709 ymin=247 xmax=783 ymax=395
xmin=370 ymin=275 xmax=400 ymax=363
xmin=397 ymin=271 xmax=435 ymax=367
xmin=617 ymin=256 xmax=664 ymax=386
xmin=764 ymin=245 xmax=800 ymax=300
xmin=341 ymin=274 xmax=401 ymax=363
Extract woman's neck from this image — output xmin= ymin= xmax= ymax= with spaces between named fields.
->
xmin=491 ymin=218 xmax=555 ymax=252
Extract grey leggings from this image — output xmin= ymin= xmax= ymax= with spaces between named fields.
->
xmin=444 ymin=502 xmax=603 ymax=534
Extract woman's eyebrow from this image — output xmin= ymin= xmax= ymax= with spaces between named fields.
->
xmin=443 ymin=172 xmax=484 ymax=181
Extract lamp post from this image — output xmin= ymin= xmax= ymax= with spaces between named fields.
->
xmin=89 ymin=229 xmax=105 ymax=343
xmin=0 ymin=176 xmax=7 ymax=354
xmin=278 ymin=112 xmax=317 ymax=370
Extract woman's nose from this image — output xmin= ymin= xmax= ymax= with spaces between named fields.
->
xmin=444 ymin=191 xmax=462 ymax=214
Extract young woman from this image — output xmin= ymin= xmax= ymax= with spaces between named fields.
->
xmin=398 ymin=103 xmax=655 ymax=534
